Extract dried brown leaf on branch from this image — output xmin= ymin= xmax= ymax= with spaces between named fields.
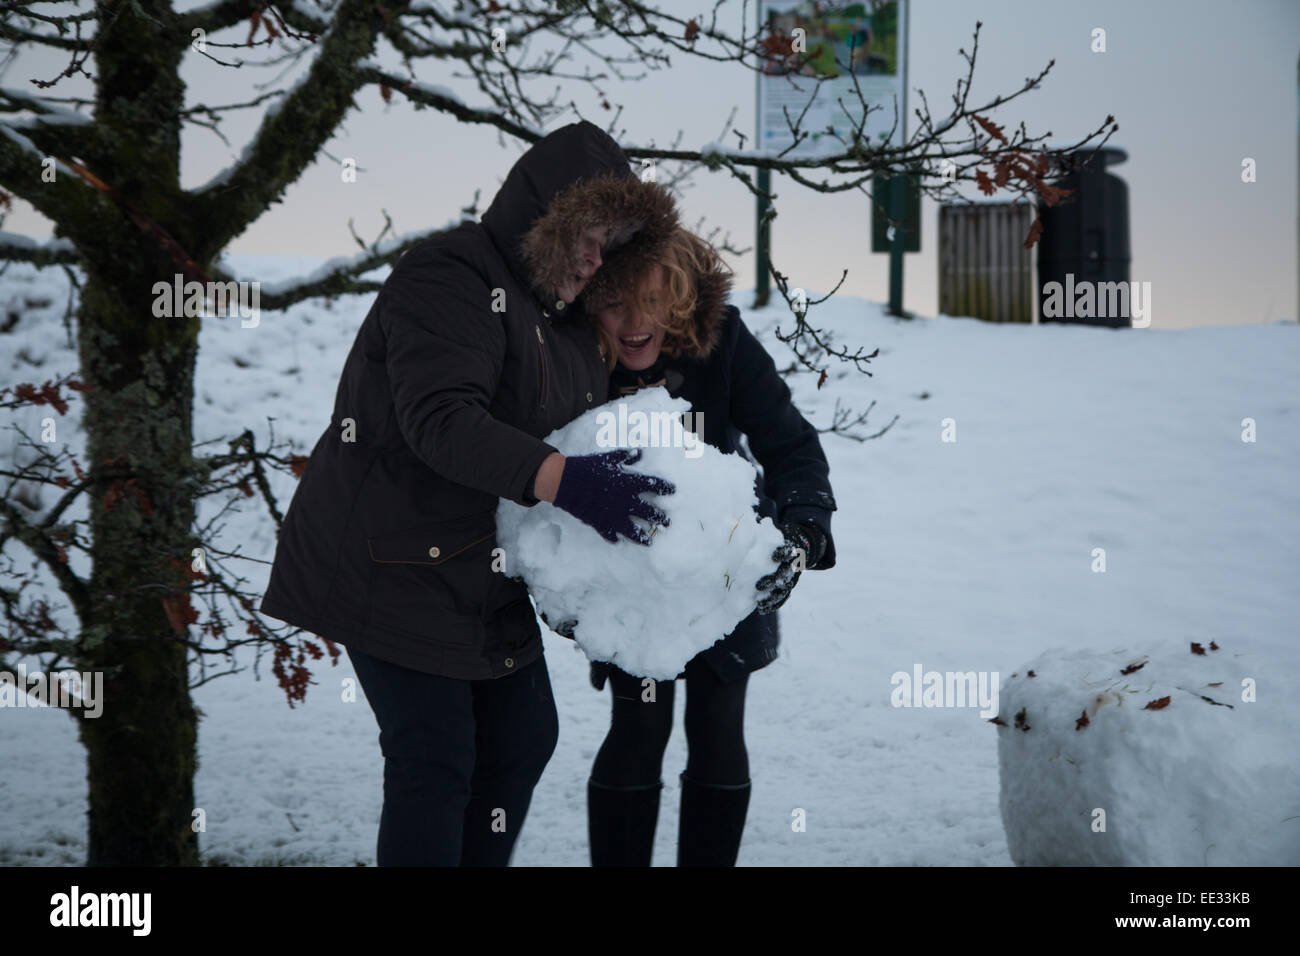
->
xmin=973 ymin=114 xmax=1008 ymax=144
xmin=685 ymin=19 xmax=699 ymax=41
xmin=1036 ymin=180 xmax=1073 ymax=207
xmin=162 ymin=593 xmax=199 ymax=635
xmin=274 ymin=640 xmax=315 ymax=706
xmin=4 ymin=379 xmax=83 ymax=415
xmin=759 ymin=33 xmax=795 ymax=58
xmin=1022 ymin=216 xmax=1043 ymax=249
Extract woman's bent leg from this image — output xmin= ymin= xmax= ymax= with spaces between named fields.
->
xmin=458 ymin=654 xmax=559 ymax=866
xmin=346 ymin=645 xmax=476 ymax=866
xmin=682 ymin=655 xmax=749 ymax=785
xmin=591 ymin=665 xmax=675 ymax=785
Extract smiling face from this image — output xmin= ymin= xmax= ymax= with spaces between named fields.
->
xmin=592 ymin=264 xmax=669 ymax=371
xmin=554 ymin=224 xmax=612 ymax=304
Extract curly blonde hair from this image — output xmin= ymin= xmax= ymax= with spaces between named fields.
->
xmin=588 ymin=228 xmax=732 ymax=371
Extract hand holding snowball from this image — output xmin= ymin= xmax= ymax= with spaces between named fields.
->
xmin=755 ymin=522 xmax=826 ymax=613
xmin=552 ymin=449 xmax=675 ymax=545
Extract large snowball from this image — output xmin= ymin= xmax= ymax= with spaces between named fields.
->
xmin=996 ymin=641 xmax=1300 ymax=865
xmin=496 ymin=388 xmax=786 ymax=680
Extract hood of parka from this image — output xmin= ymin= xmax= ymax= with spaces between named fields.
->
xmin=480 ymin=120 xmax=680 ymax=308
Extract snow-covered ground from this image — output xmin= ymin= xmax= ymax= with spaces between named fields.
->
xmin=1 ymin=254 xmax=1296 ymax=866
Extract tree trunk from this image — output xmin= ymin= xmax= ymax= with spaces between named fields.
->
xmin=63 ymin=1 xmax=202 ymax=866
xmin=74 ymin=271 xmax=202 ymax=866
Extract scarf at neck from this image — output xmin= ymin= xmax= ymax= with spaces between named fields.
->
xmin=611 ymin=357 xmax=669 ymax=396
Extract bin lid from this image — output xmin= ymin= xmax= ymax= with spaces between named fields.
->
xmin=1077 ymin=144 xmax=1128 ymax=167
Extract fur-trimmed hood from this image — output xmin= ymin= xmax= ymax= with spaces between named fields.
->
xmin=521 ymin=174 xmax=680 ymax=306
xmin=578 ymin=219 xmax=732 ymax=363
xmin=478 ymin=121 xmax=681 ymax=308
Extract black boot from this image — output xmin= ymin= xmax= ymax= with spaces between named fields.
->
xmin=587 ymin=778 xmax=662 ymax=867
xmin=676 ymin=772 xmax=752 ymax=867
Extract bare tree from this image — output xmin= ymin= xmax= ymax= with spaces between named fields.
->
xmin=0 ymin=0 xmax=1114 ymax=864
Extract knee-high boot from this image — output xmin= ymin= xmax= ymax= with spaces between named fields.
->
xmin=676 ymin=772 xmax=751 ymax=867
xmin=587 ymin=778 xmax=662 ymax=867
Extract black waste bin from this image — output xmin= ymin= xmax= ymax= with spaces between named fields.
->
xmin=1037 ymin=146 xmax=1131 ymax=327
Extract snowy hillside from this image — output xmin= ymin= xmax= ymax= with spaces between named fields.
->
xmin=1 ymin=254 xmax=1297 ymax=866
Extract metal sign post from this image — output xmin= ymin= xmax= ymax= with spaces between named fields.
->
xmin=887 ymin=0 xmax=911 ymax=316
xmin=755 ymin=166 xmax=772 ymax=308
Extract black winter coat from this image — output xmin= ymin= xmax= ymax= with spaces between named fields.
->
xmin=595 ymin=305 xmax=837 ymax=685
xmin=259 ymin=122 xmax=678 ymax=680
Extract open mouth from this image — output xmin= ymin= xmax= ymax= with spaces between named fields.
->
xmin=620 ymin=332 xmax=653 ymax=356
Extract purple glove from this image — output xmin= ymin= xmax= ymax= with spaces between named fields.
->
xmin=553 ymin=449 xmax=674 ymax=545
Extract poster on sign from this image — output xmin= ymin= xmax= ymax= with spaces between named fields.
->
xmin=757 ymin=0 xmax=908 ymax=157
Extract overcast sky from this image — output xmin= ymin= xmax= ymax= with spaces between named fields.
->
xmin=4 ymin=0 xmax=1297 ymax=328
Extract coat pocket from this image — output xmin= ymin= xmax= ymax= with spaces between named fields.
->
xmin=366 ymin=514 xmax=496 ymax=567
xmin=366 ymin=513 xmax=499 ymax=634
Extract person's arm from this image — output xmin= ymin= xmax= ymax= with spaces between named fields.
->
xmin=726 ymin=309 xmax=838 ymax=569
xmin=530 ymin=452 xmax=566 ymax=502
xmin=382 ymin=250 xmax=557 ymax=506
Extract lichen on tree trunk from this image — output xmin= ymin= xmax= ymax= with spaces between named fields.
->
xmin=73 ymin=267 xmax=202 ymax=866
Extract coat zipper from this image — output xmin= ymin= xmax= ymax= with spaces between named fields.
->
xmin=535 ymin=324 xmax=549 ymax=409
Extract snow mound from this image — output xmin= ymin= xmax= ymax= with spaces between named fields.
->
xmin=996 ymin=641 xmax=1300 ymax=866
xmin=496 ymin=388 xmax=785 ymax=680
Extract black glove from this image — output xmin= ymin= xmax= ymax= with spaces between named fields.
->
xmin=755 ymin=522 xmax=826 ymax=614
xmin=539 ymin=610 xmax=578 ymax=639
xmin=590 ymin=661 xmax=611 ymax=691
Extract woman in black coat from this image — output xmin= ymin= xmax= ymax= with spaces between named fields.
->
xmin=577 ymin=225 xmax=837 ymax=866
xmin=259 ymin=122 xmax=679 ymax=866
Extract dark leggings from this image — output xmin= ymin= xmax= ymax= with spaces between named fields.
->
xmin=592 ymin=654 xmax=750 ymax=787
xmin=346 ymin=645 xmax=558 ymax=866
